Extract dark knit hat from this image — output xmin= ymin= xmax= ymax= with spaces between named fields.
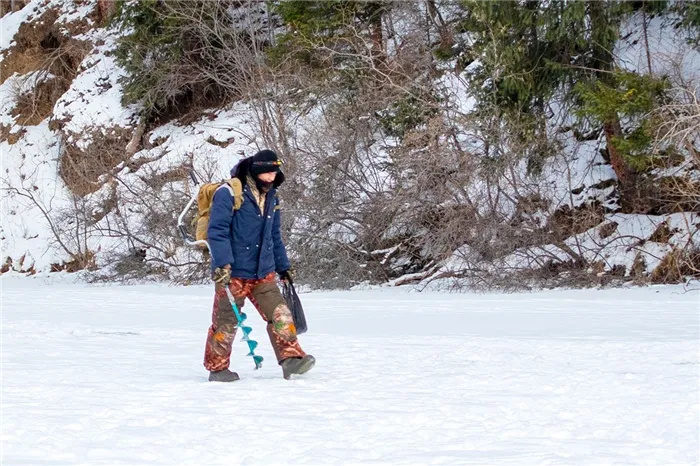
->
xmin=249 ymin=149 xmax=282 ymax=177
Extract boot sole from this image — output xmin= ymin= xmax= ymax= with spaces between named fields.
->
xmin=208 ymin=373 xmax=240 ymax=382
xmin=283 ymin=356 xmax=315 ymax=380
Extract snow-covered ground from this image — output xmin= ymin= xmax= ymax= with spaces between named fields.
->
xmin=2 ymin=278 xmax=699 ymax=465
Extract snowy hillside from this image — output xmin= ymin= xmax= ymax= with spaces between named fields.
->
xmin=2 ymin=277 xmax=698 ymax=464
xmin=1 ymin=1 xmax=699 ymax=287
xmin=1 ymin=1 xmax=266 ymax=278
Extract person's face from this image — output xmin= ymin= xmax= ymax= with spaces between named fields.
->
xmin=257 ymin=172 xmax=276 ymax=183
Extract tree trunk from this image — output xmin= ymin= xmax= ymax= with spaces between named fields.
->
xmin=368 ymin=3 xmax=385 ymax=69
xmin=603 ymin=119 xmax=631 ymax=186
xmin=603 ymin=118 xmax=640 ymax=212
xmin=97 ymin=0 xmax=117 ymax=25
xmin=642 ymin=7 xmax=653 ymax=75
xmin=588 ymin=1 xmax=637 ymax=198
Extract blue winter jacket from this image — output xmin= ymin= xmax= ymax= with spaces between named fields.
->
xmin=207 ymin=176 xmax=290 ymax=279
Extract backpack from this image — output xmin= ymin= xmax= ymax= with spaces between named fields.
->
xmin=194 ymin=178 xmax=244 ymax=244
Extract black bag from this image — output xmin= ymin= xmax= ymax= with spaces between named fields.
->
xmin=281 ymin=278 xmax=307 ymax=334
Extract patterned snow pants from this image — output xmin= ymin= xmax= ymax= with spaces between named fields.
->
xmin=203 ymin=272 xmax=305 ymax=371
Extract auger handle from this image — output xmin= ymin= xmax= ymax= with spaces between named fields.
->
xmin=177 ymin=191 xmax=209 ymax=249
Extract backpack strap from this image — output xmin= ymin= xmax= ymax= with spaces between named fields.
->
xmin=225 ymin=178 xmax=243 ymax=210
xmin=274 ymin=193 xmax=281 ymax=211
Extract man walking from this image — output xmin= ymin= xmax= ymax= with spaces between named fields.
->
xmin=204 ymin=149 xmax=315 ymax=382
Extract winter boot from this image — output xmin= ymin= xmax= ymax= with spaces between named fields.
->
xmin=281 ymin=355 xmax=315 ymax=380
xmin=208 ymin=369 xmax=240 ymax=382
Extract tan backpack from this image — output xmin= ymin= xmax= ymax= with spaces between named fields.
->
xmin=194 ymin=178 xmax=244 ymax=244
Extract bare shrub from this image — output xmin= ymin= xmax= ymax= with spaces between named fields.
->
xmin=83 ymin=151 xmax=229 ymax=284
xmin=647 ymin=82 xmax=700 ymax=278
xmin=651 ymin=84 xmax=700 ymax=209
xmin=174 ymin=1 xmax=603 ymax=289
xmin=1 ymin=171 xmax=98 ymax=272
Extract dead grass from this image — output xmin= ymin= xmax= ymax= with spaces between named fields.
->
xmin=0 ymin=124 xmax=10 ymax=142
xmin=0 ymin=1 xmax=28 ymax=17
xmin=2 ymin=6 xmax=92 ymax=127
xmin=58 ymin=127 xmax=133 ymax=196
xmin=549 ymin=203 xmax=606 ymax=238
xmin=206 ymin=135 xmax=236 ymax=148
xmin=0 ymin=256 xmax=11 ymax=274
xmin=144 ymin=166 xmax=190 ymax=190
xmin=1 ymin=253 xmax=37 ymax=275
xmin=11 ymin=77 xmax=62 ymax=125
xmin=651 ymin=249 xmax=684 ymax=283
xmin=19 ymin=36 xmax=91 ymax=122
xmin=598 ymin=221 xmax=619 ymax=239
xmin=0 ymin=123 xmax=25 ymax=144
xmin=50 ymin=249 xmax=96 ymax=273
xmin=657 ymin=175 xmax=700 ymax=214
xmin=1 ymin=8 xmax=59 ymax=83
xmin=649 ymin=221 xmax=675 ymax=243
xmin=631 ymin=252 xmax=648 ymax=279
xmin=7 ymin=128 xmax=25 ymax=144
xmin=650 ymin=248 xmax=700 ymax=283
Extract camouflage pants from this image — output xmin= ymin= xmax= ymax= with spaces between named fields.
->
xmin=203 ymin=272 xmax=305 ymax=371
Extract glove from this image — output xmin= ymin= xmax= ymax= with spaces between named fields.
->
xmin=213 ymin=265 xmax=231 ymax=285
xmin=278 ymin=268 xmax=294 ymax=282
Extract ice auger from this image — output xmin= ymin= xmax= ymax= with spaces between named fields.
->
xmin=177 ymin=177 xmax=264 ymax=370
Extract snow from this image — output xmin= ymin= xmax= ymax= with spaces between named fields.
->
xmin=2 ymin=278 xmax=699 ymax=465
xmin=438 ymin=71 xmax=476 ymax=118
xmin=617 ymin=13 xmax=700 ymax=84
xmin=540 ymin=137 xmax=619 ymax=212
xmin=0 ymin=72 xmax=22 ymax=127
xmin=0 ymin=1 xmax=40 ymax=54
xmin=54 ymin=0 xmax=97 ymax=27
xmin=143 ymin=105 xmax=255 ymax=173
xmin=53 ymin=33 xmax=141 ymax=148
xmin=501 ymin=212 xmax=700 ymax=275
xmin=0 ymin=120 xmax=68 ymax=272
xmin=1 ymin=0 xmax=97 ymax=57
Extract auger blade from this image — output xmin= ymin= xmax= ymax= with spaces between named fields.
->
xmin=227 ymin=297 xmax=263 ymax=370
xmin=246 ymin=340 xmax=259 ymax=353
